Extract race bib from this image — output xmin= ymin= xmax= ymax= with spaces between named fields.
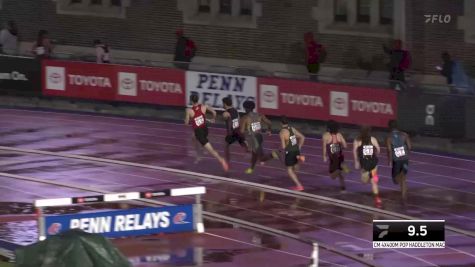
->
xmin=394 ymin=146 xmax=406 ymax=158
xmin=35 ymin=46 xmax=46 ymax=55
xmin=290 ymin=135 xmax=297 ymax=146
xmin=251 ymin=122 xmax=261 ymax=132
xmin=232 ymin=118 xmax=239 ymax=129
xmin=194 ymin=115 xmax=205 ymax=127
xmin=329 ymin=143 xmax=341 ymax=154
xmin=362 ymin=145 xmax=374 ymax=156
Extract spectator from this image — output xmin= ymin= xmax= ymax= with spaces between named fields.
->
xmin=94 ymin=39 xmax=110 ymax=63
xmin=174 ymin=29 xmax=196 ymax=70
xmin=0 ymin=21 xmax=18 ymax=55
xmin=438 ymin=52 xmax=474 ymax=94
xmin=32 ymin=30 xmax=53 ymax=59
xmin=304 ymin=32 xmax=325 ymax=81
xmin=383 ymin=39 xmax=411 ymax=91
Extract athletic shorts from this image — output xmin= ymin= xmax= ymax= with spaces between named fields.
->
xmin=329 ymin=154 xmax=344 ymax=174
xmin=225 ymin=131 xmax=246 ymax=145
xmin=360 ymin=157 xmax=378 ymax=172
xmin=194 ymin=127 xmax=209 ymax=146
xmin=285 ymin=150 xmax=300 ymax=167
xmin=392 ymin=160 xmax=409 ymax=181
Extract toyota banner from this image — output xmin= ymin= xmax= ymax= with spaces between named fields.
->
xmin=42 ymin=60 xmax=185 ymax=106
xmin=258 ymin=78 xmax=397 ymax=128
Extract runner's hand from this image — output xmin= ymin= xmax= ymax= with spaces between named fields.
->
xmin=267 ymin=131 xmax=272 ymax=137
xmin=207 ymin=118 xmax=216 ymax=123
xmin=354 ymin=161 xmax=360 ymax=170
xmin=323 ymin=156 xmax=328 ymax=163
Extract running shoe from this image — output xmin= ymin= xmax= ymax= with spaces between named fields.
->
xmin=245 ymin=168 xmax=254 ymax=174
xmin=271 ymin=150 xmax=279 ymax=159
xmin=374 ymin=196 xmax=382 ymax=208
xmin=290 ymin=186 xmax=304 ymax=191
xmin=221 ymin=160 xmax=229 ymax=172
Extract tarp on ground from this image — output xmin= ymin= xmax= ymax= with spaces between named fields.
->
xmin=14 ymin=230 xmax=131 ymax=267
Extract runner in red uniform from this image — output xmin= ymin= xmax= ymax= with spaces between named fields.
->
xmin=185 ymin=94 xmax=228 ymax=172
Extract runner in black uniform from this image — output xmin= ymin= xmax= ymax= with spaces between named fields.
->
xmin=185 ymin=94 xmax=228 ymax=172
xmin=322 ymin=120 xmax=349 ymax=192
xmin=353 ymin=126 xmax=382 ymax=207
xmin=386 ymin=120 xmax=411 ymax=200
xmin=240 ymin=100 xmax=278 ymax=174
xmin=222 ymin=97 xmax=248 ymax=165
xmin=279 ymin=116 xmax=306 ymax=191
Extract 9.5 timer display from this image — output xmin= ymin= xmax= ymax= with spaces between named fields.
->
xmin=373 ymin=220 xmax=445 ymax=248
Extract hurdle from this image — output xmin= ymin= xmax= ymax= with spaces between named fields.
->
xmin=34 ymin=186 xmax=206 ymax=241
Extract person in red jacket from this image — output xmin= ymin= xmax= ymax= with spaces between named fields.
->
xmin=304 ymin=32 xmax=325 ymax=81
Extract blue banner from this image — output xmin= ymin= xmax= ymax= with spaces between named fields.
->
xmin=44 ymin=205 xmax=194 ymax=238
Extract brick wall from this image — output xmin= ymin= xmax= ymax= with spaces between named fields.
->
xmin=0 ymin=0 xmax=473 ymax=75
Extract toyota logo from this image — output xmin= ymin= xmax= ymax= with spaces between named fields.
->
xmin=121 ymin=78 xmax=134 ymax=90
xmin=333 ymin=97 xmax=346 ymax=110
xmin=49 ymin=73 xmax=62 ymax=84
xmin=263 ymin=90 xmax=275 ymax=102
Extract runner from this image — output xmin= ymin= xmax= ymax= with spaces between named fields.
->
xmin=222 ymin=97 xmax=248 ymax=165
xmin=386 ymin=120 xmax=411 ymax=200
xmin=353 ymin=126 xmax=382 ymax=207
xmin=240 ymin=100 xmax=278 ymax=174
xmin=279 ymin=116 xmax=305 ymax=191
xmin=185 ymin=94 xmax=229 ymax=172
xmin=322 ymin=120 xmax=349 ymax=192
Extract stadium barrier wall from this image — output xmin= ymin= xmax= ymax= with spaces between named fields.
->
xmin=0 ymin=55 xmax=41 ymax=95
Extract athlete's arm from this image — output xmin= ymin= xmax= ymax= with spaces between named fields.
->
xmin=353 ymin=140 xmax=360 ymax=169
xmin=184 ymin=109 xmax=190 ymax=125
xmin=222 ymin=111 xmax=230 ymax=121
xmin=293 ymin=128 xmax=305 ymax=150
xmin=405 ymin=133 xmax=412 ymax=151
xmin=322 ymin=133 xmax=328 ymax=161
xmin=261 ymin=115 xmax=272 ymax=131
xmin=338 ymin=133 xmax=348 ymax=149
xmin=279 ymin=130 xmax=287 ymax=150
xmin=372 ymin=137 xmax=381 ymax=154
xmin=205 ymin=105 xmax=217 ymax=121
xmin=386 ymin=137 xmax=393 ymax=165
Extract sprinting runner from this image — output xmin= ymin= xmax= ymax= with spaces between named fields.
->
xmin=322 ymin=120 xmax=349 ymax=192
xmin=353 ymin=126 xmax=382 ymax=207
xmin=386 ymin=120 xmax=411 ymax=200
xmin=222 ymin=97 xmax=248 ymax=165
xmin=279 ymin=116 xmax=305 ymax=191
xmin=240 ymin=100 xmax=278 ymax=174
xmin=185 ymin=94 xmax=228 ymax=172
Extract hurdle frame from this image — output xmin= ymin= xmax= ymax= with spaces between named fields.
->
xmin=34 ymin=186 xmax=206 ymax=241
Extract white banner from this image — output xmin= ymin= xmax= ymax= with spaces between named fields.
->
xmin=186 ymin=71 xmax=257 ymax=112
xmin=373 ymin=241 xmax=445 ymax=249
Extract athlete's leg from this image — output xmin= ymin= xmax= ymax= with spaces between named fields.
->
xmin=192 ymin=135 xmax=202 ymax=163
xmin=203 ymin=142 xmax=229 ymax=171
xmin=224 ymin=142 xmax=231 ymax=163
xmin=288 ymin=166 xmax=304 ymax=190
xmin=338 ymin=172 xmax=346 ymax=192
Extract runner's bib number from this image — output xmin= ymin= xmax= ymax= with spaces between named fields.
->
xmin=330 ymin=143 xmax=341 ymax=154
xmin=194 ymin=115 xmax=205 ymax=127
xmin=394 ymin=146 xmax=406 ymax=158
xmin=251 ymin=122 xmax=261 ymax=132
xmin=362 ymin=145 xmax=374 ymax=156
xmin=232 ymin=119 xmax=239 ymax=129
xmin=290 ymin=135 xmax=297 ymax=146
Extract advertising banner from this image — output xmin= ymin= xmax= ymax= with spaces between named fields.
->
xmin=0 ymin=55 xmax=41 ymax=94
xmin=44 ymin=205 xmax=194 ymax=238
xmin=186 ymin=71 xmax=256 ymax=112
xmin=258 ymin=78 xmax=397 ymax=128
xmin=42 ymin=60 xmax=185 ymax=106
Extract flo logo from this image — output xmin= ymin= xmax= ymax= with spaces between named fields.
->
xmin=376 ymin=224 xmax=390 ymax=239
xmin=173 ymin=212 xmax=189 ymax=224
xmin=424 ymin=14 xmax=451 ymax=24
xmin=48 ymin=223 xmax=62 ymax=235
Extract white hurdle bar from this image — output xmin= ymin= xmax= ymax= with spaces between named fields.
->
xmin=35 ymin=186 xmax=206 ymax=240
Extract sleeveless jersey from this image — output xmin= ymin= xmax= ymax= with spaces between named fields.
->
xmin=225 ymin=108 xmax=240 ymax=135
xmin=357 ymin=137 xmax=378 ymax=171
xmin=191 ymin=105 xmax=206 ymax=129
xmin=327 ymin=134 xmax=342 ymax=157
xmin=390 ymin=130 xmax=409 ymax=161
xmin=284 ymin=126 xmax=299 ymax=153
xmin=247 ymin=112 xmax=262 ymax=135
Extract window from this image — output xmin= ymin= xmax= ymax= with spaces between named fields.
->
xmin=198 ymin=0 xmax=210 ymax=13
xmin=240 ymin=0 xmax=252 ymax=15
xmin=334 ymin=0 xmax=348 ymax=22
xmin=91 ymin=0 xmax=102 ymax=5
xmin=357 ymin=0 xmax=371 ymax=23
xmin=111 ymin=0 xmax=121 ymax=6
xmin=220 ymin=0 xmax=232 ymax=14
xmin=380 ymin=0 xmax=393 ymax=25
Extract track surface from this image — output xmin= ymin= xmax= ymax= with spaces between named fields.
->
xmin=0 ymin=108 xmax=474 ymax=267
